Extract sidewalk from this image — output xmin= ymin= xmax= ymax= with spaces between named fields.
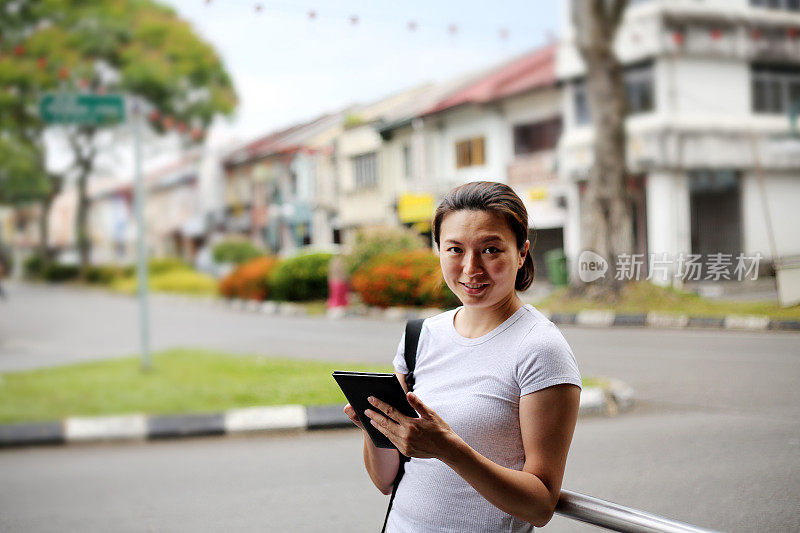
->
xmin=0 ymin=380 xmax=634 ymax=448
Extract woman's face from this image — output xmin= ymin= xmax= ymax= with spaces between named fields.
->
xmin=438 ymin=209 xmax=529 ymax=310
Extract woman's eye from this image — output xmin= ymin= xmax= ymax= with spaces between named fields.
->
xmin=447 ymin=247 xmax=462 ymax=254
xmin=483 ymin=247 xmax=500 ymax=254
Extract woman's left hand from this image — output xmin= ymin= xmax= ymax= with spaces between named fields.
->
xmin=365 ymin=392 xmax=458 ymax=460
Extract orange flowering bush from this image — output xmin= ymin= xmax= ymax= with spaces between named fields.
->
xmin=219 ymin=256 xmax=279 ymax=300
xmin=351 ymin=250 xmax=459 ymax=308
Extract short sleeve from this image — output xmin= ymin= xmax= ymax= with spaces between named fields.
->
xmin=517 ymin=323 xmax=582 ymax=396
xmin=392 ymin=331 xmax=408 ymax=375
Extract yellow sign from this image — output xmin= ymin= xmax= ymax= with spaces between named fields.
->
xmin=398 ymin=193 xmax=435 ymax=223
xmin=527 ymin=187 xmax=547 ymax=202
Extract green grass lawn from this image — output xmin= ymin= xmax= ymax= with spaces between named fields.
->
xmin=537 ymin=281 xmax=800 ymax=320
xmin=0 ymin=349 xmax=601 ymax=424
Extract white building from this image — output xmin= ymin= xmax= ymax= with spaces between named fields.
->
xmin=557 ymin=0 xmax=800 ymax=284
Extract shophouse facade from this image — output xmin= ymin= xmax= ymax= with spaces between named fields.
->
xmin=557 ymin=0 xmax=800 ymax=284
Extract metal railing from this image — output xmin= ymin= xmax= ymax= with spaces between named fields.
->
xmin=556 ymin=489 xmax=723 ymax=533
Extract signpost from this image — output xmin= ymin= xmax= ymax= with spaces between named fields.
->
xmin=39 ymin=93 xmax=125 ymax=125
xmin=39 ymin=92 xmax=151 ymax=370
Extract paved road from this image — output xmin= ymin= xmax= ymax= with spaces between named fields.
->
xmin=1 ymin=282 xmax=799 ymax=531
xmin=1 ymin=409 xmax=797 ymax=532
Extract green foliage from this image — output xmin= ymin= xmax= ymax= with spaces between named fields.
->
xmin=212 ymin=239 xmax=265 ymax=265
xmin=23 ymin=253 xmax=44 ymax=279
xmin=344 ymin=226 xmax=425 ymax=275
xmin=149 ymin=269 xmax=217 ymax=295
xmin=122 ymin=257 xmax=191 ymax=277
xmin=0 ymin=137 xmax=50 ymax=205
xmin=268 ymin=252 xmax=333 ymax=301
xmin=111 ymin=268 xmax=216 ymax=296
xmin=84 ymin=265 xmax=126 ymax=284
xmin=41 ymin=263 xmax=80 ymax=282
xmin=350 ymin=250 xmax=458 ymax=308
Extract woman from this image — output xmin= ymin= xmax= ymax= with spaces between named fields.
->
xmin=344 ymin=181 xmax=581 ymax=532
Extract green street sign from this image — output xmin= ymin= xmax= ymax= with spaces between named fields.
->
xmin=39 ymin=93 xmax=126 ymax=125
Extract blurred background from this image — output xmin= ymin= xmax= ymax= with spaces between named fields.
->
xmin=0 ymin=0 xmax=799 ymax=532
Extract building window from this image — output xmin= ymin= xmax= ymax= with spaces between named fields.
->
xmin=402 ymin=144 xmax=412 ymax=178
xmin=573 ymin=83 xmax=591 ymax=125
xmin=573 ymin=62 xmax=655 ymax=124
xmin=513 ymin=117 xmax=562 ymax=155
xmin=752 ymin=64 xmax=800 ymax=113
xmin=750 ymin=0 xmax=800 ymax=11
xmin=353 ymin=152 xmax=378 ymax=189
xmin=625 ymin=62 xmax=655 ymax=114
xmin=455 ymin=137 xmax=485 ymax=168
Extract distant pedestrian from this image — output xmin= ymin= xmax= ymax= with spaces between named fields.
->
xmin=326 ymin=254 xmax=349 ymax=316
xmin=344 ymin=181 xmax=582 ymax=532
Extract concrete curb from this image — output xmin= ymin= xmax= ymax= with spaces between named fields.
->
xmin=187 ymin=296 xmax=800 ymax=333
xmin=0 ymin=384 xmax=631 ymax=448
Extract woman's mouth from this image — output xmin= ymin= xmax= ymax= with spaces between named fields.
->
xmin=459 ymin=281 xmax=489 ymax=295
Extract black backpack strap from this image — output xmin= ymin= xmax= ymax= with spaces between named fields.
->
xmin=381 ymin=318 xmax=425 ymax=533
xmin=403 ymin=318 xmax=425 ymax=391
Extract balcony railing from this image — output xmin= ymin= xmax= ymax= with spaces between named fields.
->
xmin=556 ymin=489 xmax=722 ymax=533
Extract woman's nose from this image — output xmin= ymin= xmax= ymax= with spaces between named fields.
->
xmin=463 ymin=252 xmax=484 ymax=276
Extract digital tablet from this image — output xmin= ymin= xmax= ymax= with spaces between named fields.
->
xmin=332 ymin=371 xmax=418 ymax=449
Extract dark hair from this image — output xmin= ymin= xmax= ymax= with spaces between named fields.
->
xmin=432 ymin=181 xmax=535 ymax=291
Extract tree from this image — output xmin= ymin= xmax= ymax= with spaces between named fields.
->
xmin=0 ymin=0 xmax=238 ymax=275
xmin=572 ymin=0 xmax=633 ymax=297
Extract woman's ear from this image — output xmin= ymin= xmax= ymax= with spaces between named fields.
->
xmin=519 ymin=240 xmax=530 ymax=268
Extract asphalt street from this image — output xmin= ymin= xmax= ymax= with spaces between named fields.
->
xmin=1 ymin=282 xmax=799 ymax=531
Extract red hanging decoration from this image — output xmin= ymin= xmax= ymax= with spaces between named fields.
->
xmin=148 ymin=110 xmax=160 ymax=122
xmin=36 ymin=57 xmax=47 ymax=69
xmin=162 ymin=116 xmax=174 ymax=130
xmin=672 ymin=31 xmax=684 ymax=46
xmin=13 ymin=44 xmax=24 ymax=56
xmin=710 ymin=28 xmax=722 ymax=41
xmin=57 ymin=66 xmax=69 ymax=79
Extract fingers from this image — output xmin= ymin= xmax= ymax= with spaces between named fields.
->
xmin=367 ymin=396 xmax=407 ymax=423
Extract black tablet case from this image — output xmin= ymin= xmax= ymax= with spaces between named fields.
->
xmin=332 ymin=371 xmax=418 ymax=449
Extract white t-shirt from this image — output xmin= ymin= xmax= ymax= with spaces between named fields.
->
xmin=387 ymin=304 xmax=582 ymax=533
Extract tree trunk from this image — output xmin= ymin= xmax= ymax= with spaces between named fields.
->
xmin=573 ymin=0 xmax=633 ymax=298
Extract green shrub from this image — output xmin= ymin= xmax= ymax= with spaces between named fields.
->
xmin=212 ymin=239 xmax=265 ymax=265
xmin=344 ymin=226 xmax=425 ymax=275
xmin=122 ymin=257 xmax=191 ymax=277
xmin=351 ymin=250 xmax=459 ymax=308
xmin=41 ymin=263 xmax=80 ymax=282
xmin=268 ymin=252 xmax=333 ymax=301
xmin=150 ymin=270 xmax=217 ymax=295
xmin=111 ymin=269 xmax=217 ymax=296
xmin=85 ymin=265 xmax=126 ymax=284
xmin=23 ymin=253 xmax=44 ymax=278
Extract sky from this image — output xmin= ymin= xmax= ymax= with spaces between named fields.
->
xmin=164 ymin=0 xmax=562 ymax=144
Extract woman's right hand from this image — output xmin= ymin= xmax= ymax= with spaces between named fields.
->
xmin=343 ymin=403 xmax=365 ymax=430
